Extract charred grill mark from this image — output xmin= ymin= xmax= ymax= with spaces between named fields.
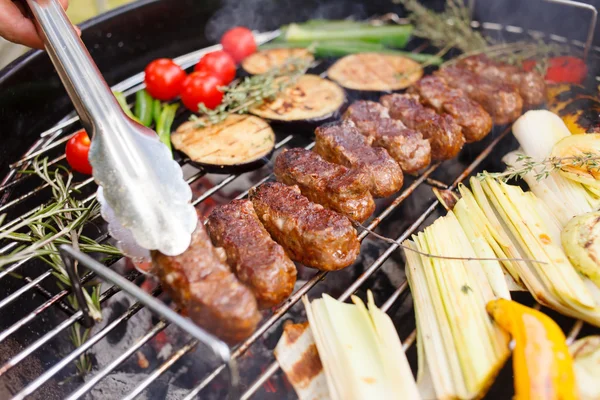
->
xmin=286 ymin=344 xmax=324 ymax=388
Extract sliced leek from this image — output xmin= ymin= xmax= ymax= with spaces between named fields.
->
xmin=302 ymin=292 xmax=420 ymax=400
xmin=404 ymin=211 xmax=510 ymax=400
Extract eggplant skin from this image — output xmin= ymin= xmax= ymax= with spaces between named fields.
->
xmin=547 ymin=83 xmax=600 ymax=134
xmin=250 ymin=74 xmax=345 ymax=122
xmin=171 ymin=114 xmax=275 ymax=174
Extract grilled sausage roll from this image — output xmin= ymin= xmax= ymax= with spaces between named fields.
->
xmin=314 ymin=120 xmax=403 ymax=197
xmin=249 ymin=182 xmax=360 ymax=271
xmin=456 ymin=54 xmax=546 ymax=108
xmin=409 ymin=75 xmax=492 ymax=142
xmin=274 ymin=148 xmax=375 ymax=223
xmin=207 ymin=200 xmax=297 ymax=309
xmin=343 ymin=101 xmax=431 ymax=173
xmin=380 ymin=93 xmax=465 ymax=161
xmin=152 ymin=219 xmax=261 ymax=344
xmin=436 ymin=66 xmax=523 ymax=125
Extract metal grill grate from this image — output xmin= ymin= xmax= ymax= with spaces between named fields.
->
xmin=0 ymin=5 xmax=599 ymax=399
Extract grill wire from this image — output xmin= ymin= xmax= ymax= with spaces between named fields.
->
xmin=0 ymin=14 xmax=598 ymax=400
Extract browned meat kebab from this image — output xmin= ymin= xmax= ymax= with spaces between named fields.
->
xmin=207 ymin=200 xmax=297 ymax=309
xmin=436 ymin=66 xmax=523 ymax=125
xmin=456 ymin=54 xmax=546 ymax=108
xmin=274 ymin=148 xmax=375 ymax=223
xmin=380 ymin=93 xmax=465 ymax=161
xmin=152 ymin=218 xmax=261 ymax=344
xmin=343 ymin=101 xmax=431 ymax=173
xmin=249 ymin=182 xmax=360 ymax=271
xmin=409 ymin=75 xmax=492 ymax=143
xmin=314 ymin=120 xmax=403 ymax=198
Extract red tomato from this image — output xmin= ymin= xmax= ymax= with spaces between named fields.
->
xmin=194 ymin=51 xmax=236 ymax=85
xmin=521 ymin=56 xmax=587 ymax=84
xmin=66 ymin=129 xmax=92 ymax=175
xmin=181 ymin=71 xmax=224 ymax=112
xmin=144 ymin=58 xmax=186 ymax=100
xmin=221 ymin=27 xmax=257 ymax=63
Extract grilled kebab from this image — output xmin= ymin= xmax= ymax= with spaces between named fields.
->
xmin=152 ymin=218 xmax=261 ymax=344
xmin=274 ymin=148 xmax=376 ymax=223
xmin=380 ymin=93 xmax=465 ymax=161
xmin=249 ymin=182 xmax=360 ymax=271
xmin=436 ymin=66 xmax=523 ymax=125
xmin=343 ymin=100 xmax=431 ymax=173
xmin=314 ymin=120 xmax=404 ymax=198
xmin=409 ymin=75 xmax=493 ymax=142
xmin=207 ymin=200 xmax=297 ymax=309
xmin=456 ymin=54 xmax=546 ymax=108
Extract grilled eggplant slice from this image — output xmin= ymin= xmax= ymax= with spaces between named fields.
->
xmin=250 ymin=74 xmax=345 ymax=122
xmin=327 ymin=52 xmax=423 ymax=91
xmin=172 ymin=114 xmax=275 ymax=174
xmin=242 ymin=48 xmax=314 ymax=75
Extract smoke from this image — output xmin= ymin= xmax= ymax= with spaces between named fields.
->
xmin=205 ymin=0 xmax=369 ymax=41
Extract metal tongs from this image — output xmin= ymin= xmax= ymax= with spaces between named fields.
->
xmin=25 ymin=0 xmax=197 ymax=256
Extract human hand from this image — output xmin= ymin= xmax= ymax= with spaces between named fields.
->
xmin=0 ymin=0 xmax=79 ymax=49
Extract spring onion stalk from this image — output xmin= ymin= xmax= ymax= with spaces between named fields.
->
xmin=284 ymin=23 xmax=414 ymax=48
xmin=404 ymin=212 xmax=510 ymax=400
xmin=510 ymin=110 xmax=596 ymax=226
xmin=302 ymin=291 xmax=420 ymax=400
xmin=569 ymin=335 xmax=600 ymax=400
xmin=477 ymin=176 xmax=600 ymax=326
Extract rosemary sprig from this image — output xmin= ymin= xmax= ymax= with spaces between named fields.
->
xmin=0 ymin=157 xmax=121 ymax=376
xmin=191 ymin=57 xmax=311 ymax=127
xmin=485 ymin=153 xmax=600 ymax=182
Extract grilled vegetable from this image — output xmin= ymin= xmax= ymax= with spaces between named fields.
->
xmin=523 ymin=56 xmax=588 ymax=84
xmin=547 ymin=83 xmax=600 ymax=134
xmin=303 ymin=291 xmax=420 ymax=400
xmin=327 ymin=53 xmax=422 ymax=91
xmin=65 ymin=129 xmax=92 ymax=175
xmin=569 ymin=335 xmax=600 ymax=400
xmin=259 ymin=41 xmax=443 ymax=64
xmin=194 ymin=50 xmax=237 ymax=85
xmin=250 ymin=74 xmax=345 ymax=122
xmin=242 ymin=48 xmax=314 ymax=75
xmin=562 ymin=211 xmax=600 ymax=289
xmin=172 ymin=114 xmax=274 ymax=173
xmin=143 ymin=58 xmax=186 ymax=101
xmin=274 ymin=322 xmax=330 ymax=400
xmin=487 ymin=299 xmax=577 ymax=400
xmin=550 ymin=133 xmax=600 ymax=191
xmin=283 ymin=22 xmax=413 ymax=48
xmin=156 ymin=103 xmax=178 ymax=154
xmin=403 ymin=211 xmax=510 ymax=400
xmin=134 ymin=89 xmax=154 ymax=127
xmin=221 ymin=26 xmax=257 ymax=63
xmin=509 ymin=110 xmax=596 ymax=226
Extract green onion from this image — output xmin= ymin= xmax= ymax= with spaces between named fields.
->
xmin=284 ymin=23 xmax=413 ymax=48
xmin=152 ymin=99 xmax=162 ymax=125
xmin=134 ymin=89 xmax=154 ymax=127
xmin=156 ymin=103 xmax=179 ymax=154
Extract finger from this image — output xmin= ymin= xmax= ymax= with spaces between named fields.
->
xmin=0 ymin=0 xmax=44 ymax=49
xmin=0 ymin=0 xmax=73 ymax=49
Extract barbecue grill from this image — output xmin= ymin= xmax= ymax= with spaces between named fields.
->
xmin=1 ymin=0 xmax=600 ymax=399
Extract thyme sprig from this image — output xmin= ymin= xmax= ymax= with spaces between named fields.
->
xmin=191 ymin=57 xmax=311 ymax=127
xmin=0 ymin=157 xmax=121 ymax=375
xmin=485 ymin=153 xmax=600 ymax=182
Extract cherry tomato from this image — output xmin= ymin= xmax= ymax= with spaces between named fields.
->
xmin=181 ymin=71 xmax=224 ymax=112
xmin=522 ymin=56 xmax=587 ymax=84
xmin=221 ymin=27 xmax=257 ymax=63
xmin=194 ymin=51 xmax=236 ymax=85
xmin=144 ymin=58 xmax=186 ymax=101
xmin=66 ymin=129 xmax=92 ymax=175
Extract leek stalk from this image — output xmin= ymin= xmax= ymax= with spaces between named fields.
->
xmin=284 ymin=23 xmax=414 ymax=48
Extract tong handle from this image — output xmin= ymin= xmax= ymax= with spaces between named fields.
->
xmin=25 ymin=0 xmax=124 ymax=135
